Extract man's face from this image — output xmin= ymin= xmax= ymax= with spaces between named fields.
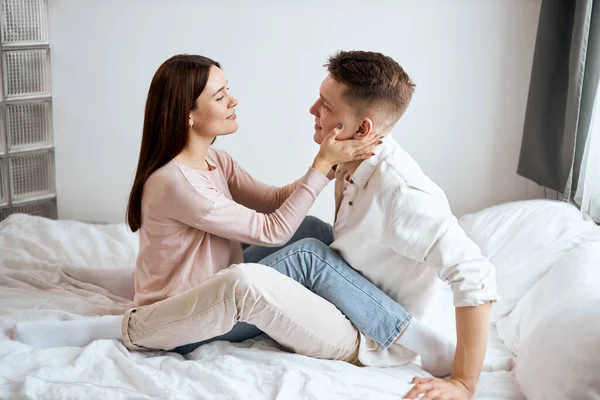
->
xmin=309 ymin=75 xmax=360 ymax=144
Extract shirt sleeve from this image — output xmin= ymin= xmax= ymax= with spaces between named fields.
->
xmin=221 ymin=151 xmax=303 ymax=214
xmin=159 ymin=167 xmax=330 ymax=247
xmin=385 ymin=183 xmax=499 ymax=307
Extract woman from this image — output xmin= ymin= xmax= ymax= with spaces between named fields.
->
xmin=16 ymin=55 xmax=454 ymax=373
xmin=15 ymin=54 xmax=376 ymax=359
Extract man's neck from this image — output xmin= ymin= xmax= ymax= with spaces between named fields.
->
xmin=342 ymin=131 xmax=391 ymax=179
xmin=342 ymin=160 xmax=363 ymax=180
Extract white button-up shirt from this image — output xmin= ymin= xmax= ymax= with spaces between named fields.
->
xmin=331 ymin=134 xmax=499 ymax=367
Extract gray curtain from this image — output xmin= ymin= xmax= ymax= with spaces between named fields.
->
xmin=518 ymin=0 xmax=600 ymax=198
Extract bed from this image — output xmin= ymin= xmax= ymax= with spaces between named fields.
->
xmin=1 ymin=199 xmax=598 ymax=399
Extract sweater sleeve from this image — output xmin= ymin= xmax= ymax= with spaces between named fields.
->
xmin=160 ymin=167 xmax=330 ymax=247
xmin=220 ymin=150 xmax=303 ymax=214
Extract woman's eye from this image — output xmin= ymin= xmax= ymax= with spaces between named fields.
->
xmin=216 ymin=87 xmax=230 ymax=102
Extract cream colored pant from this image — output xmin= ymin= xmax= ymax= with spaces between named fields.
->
xmin=121 ymin=263 xmax=360 ymax=363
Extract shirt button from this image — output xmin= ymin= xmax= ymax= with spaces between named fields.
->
xmin=349 ymin=201 xmax=353 ymax=206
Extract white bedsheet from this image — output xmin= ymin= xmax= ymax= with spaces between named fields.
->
xmin=0 ymin=214 xmax=522 ymax=399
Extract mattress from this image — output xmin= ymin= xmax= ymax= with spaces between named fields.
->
xmin=0 ymin=214 xmax=522 ymax=399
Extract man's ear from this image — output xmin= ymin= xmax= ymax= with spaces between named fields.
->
xmin=353 ymin=118 xmax=374 ymax=139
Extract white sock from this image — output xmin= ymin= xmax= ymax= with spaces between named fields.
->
xmin=61 ymin=266 xmax=135 ymax=300
xmin=396 ymin=318 xmax=456 ymax=377
xmin=14 ymin=315 xmax=123 ymax=349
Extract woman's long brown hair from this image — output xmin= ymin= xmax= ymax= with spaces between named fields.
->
xmin=126 ymin=54 xmax=220 ymax=232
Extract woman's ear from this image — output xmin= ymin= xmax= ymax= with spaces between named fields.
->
xmin=354 ymin=118 xmax=374 ymax=138
xmin=189 ymin=114 xmax=194 ymax=128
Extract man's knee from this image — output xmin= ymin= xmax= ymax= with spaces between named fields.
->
xmin=284 ymin=238 xmax=339 ymax=277
xmin=288 ymin=237 xmax=330 ymax=254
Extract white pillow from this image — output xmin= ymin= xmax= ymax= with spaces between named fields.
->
xmin=459 ymin=199 xmax=593 ymax=323
xmin=496 ymin=241 xmax=600 ymax=399
xmin=0 ymin=213 xmax=138 ymax=269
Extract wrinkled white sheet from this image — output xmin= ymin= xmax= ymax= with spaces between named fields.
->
xmin=0 ymin=214 xmax=522 ymax=399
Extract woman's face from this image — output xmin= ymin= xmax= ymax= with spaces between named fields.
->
xmin=189 ymin=65 xmax=238 ymax=138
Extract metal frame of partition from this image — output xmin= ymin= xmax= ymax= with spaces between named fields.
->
xmin=0 ymin=0 xmax=56 ymax=221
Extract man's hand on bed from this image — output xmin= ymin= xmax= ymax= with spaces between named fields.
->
xmin=402 ymin=376 xmax=471 ymax=400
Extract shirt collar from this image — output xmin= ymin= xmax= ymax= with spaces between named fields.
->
xmin=348 ymin=134 xmax=397 ymax=188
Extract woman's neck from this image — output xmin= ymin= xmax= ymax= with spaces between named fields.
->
xmin=176 ymin=133 xmax=215 ymax=171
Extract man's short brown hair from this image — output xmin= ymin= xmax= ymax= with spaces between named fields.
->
xmin=325 ymin=50 xmax=415 ymax=129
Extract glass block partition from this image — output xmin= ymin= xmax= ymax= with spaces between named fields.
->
xmin=0 ymin=0 xmax=56 ymax=221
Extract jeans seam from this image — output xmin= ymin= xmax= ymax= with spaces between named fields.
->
xmin=382 ymin=314 xmax=412 ymax=349
xmin=268 ymin=248 xmax=411 ymax=347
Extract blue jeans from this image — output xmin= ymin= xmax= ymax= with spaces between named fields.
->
xmin=173 ymin=216 xmax=412 ymax=355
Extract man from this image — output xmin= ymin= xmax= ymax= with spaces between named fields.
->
xmin=305 ymin=50 xmax=498 ymax=399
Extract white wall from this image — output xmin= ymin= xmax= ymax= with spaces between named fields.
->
xmin=49 ymin=0 xmax=541 ymax=224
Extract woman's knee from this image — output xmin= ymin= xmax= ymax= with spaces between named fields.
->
xmin=223 ymin=263 xmax=280 ymax=289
